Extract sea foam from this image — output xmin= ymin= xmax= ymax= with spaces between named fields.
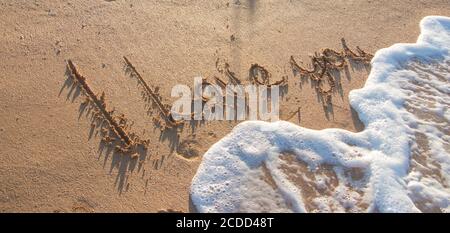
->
xmin=190 ymin=16 xmax=450 ymax=213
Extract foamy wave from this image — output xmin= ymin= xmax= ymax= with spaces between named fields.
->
xmin=190 ymin=16 xmax=450 ymax=213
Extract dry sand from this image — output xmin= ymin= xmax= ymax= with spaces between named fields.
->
xmin=0 ymin=0 xmax=449 ymax=212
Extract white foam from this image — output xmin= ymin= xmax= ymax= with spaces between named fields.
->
xmin=190 ymin=16 xmax=450 ymax=213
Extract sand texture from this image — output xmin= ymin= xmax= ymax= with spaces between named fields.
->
xmin=1 ymin=0 xmax=449 ymax=212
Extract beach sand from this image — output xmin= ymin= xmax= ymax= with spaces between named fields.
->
xmin=0 ymin=0 xmax=449 ymax=212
